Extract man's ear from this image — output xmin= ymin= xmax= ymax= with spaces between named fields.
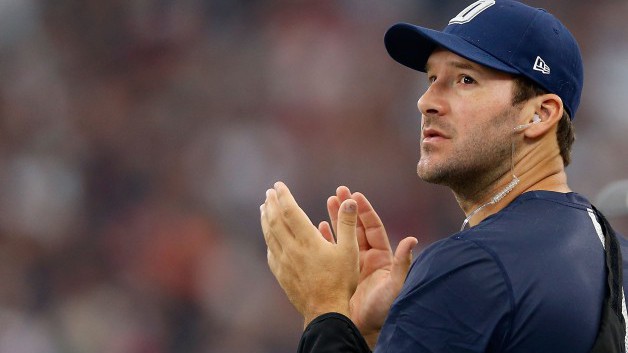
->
xmin=524 ymin=93 xmax=563 ymax=138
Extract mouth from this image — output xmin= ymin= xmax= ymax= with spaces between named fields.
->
xmin=422 ymin=128 xmax=449 ymax=142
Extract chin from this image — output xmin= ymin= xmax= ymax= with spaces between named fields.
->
xmin=416 ymin=162 xmax=444 ymax=184
xmin=417 ymin=159 xmax=464 ymax=187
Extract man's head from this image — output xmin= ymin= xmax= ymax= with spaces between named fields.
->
xmin=384 ymin=0 xmax=581 ymax=194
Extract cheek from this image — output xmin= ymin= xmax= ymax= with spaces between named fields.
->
xmin=454 ymin=117 xmax=503 ymax=150
xmin=450 ymin=99 xmax=481 ymax=125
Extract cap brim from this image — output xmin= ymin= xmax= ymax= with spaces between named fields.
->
xmin=384 ymin=23 xmax=520 ymax=75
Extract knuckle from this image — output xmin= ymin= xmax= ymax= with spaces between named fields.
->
xmin=339 ymin=218 xmax=357 ymax=227
xmin=281 ymin=205 xmax=296 ymax=219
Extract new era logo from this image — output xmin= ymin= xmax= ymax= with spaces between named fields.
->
xmin=533 ymin=56 xmax=550 ymax=75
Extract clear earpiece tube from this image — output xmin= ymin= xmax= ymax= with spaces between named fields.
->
xmin=460 ymin=137 xmax=520 ymax=231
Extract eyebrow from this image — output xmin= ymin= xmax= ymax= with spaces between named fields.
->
xmin=425 ymin=60 xmax=479 ymax=73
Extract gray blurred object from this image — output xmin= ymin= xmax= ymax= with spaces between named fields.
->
xmin=595 ymin=179 xmax=628 ymax=217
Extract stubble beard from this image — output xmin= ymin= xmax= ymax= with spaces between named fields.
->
xmin=417 ymin=107 xmax=516 ymax=201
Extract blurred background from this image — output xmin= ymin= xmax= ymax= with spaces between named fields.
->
xmin=0 ymin=0 xmax=626 ymax=352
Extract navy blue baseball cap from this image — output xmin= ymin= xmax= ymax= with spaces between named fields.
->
xmin=384 ymin=0 xmax=583 ymax=119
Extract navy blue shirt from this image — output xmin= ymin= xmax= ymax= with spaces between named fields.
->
xmin=376 ymin=191 xmax=607 ymax=353
xmin=620 ymin=235 xmax=628 ymax=296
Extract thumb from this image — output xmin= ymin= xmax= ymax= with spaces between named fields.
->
xmin=336 ymin=199 xmax=358 ymax=251
xmin=391 ymin=236 xmax=419 ymax=285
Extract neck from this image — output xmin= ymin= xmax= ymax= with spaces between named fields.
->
xmin=455 ymin=140 xmax=570 ymax=228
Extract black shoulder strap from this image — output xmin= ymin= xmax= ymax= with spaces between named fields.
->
xmin=589 ymin=205 xmax=626 ymax=353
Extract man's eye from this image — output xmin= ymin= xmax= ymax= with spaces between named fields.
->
xmin=461 ymin=75 xmax=476 ymax=84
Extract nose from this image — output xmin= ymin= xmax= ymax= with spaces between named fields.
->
xmin=417 ymin=81 xmax=448 ymax=118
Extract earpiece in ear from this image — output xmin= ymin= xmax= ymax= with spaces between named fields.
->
xmin=514 ymin=114 xmax=541 ymax=132
xmin=532 ymin=114 xmax=541 ymax=124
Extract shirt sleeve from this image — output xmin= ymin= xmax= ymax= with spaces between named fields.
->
xmin=298 ymin=313 xmax=372 ymax=353
xmin=375 ymin=238 xmax=513 ymax=353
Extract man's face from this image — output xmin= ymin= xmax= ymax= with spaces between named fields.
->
xmin=417 ymin=49 xmax=523 ymax=195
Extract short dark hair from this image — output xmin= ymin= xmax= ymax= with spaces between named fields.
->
xmin=512 ymin=76 xmax=575 ymax=166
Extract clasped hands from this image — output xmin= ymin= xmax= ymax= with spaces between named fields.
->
xmin=260 ymin=182 xmax=417 ymax=348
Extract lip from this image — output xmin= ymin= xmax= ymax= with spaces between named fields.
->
xmin=422 ymin=127 xmax=449 ymax=142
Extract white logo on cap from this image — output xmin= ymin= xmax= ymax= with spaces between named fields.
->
xmin=449 ymin=0 xmax=496 ymax=25
xmin=533 ymin=56 xmax=551 ymax=74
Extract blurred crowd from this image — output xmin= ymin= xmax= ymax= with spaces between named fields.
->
xmin=0 ymin=0 xmax=626 ymax=352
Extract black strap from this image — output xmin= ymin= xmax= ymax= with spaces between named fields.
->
xmin=589 ymin=206 xmax=626 ymax=353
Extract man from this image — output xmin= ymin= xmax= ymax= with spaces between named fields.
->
xmin=260 ymin=1 xmax=627 ymax=352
